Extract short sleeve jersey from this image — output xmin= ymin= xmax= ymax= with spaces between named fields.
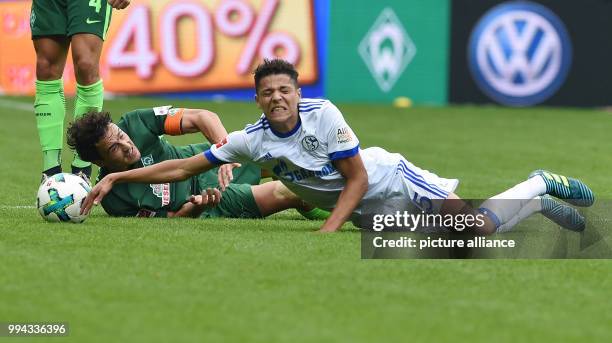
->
xmin=205 ymin=99 xmax=364 ymax=210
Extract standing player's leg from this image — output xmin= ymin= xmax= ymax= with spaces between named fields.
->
xmin=31 ymin=0 xmax=70 ymax=179
xmin=71 ymin=33 xmax=104 ymax=113
xmin=67 ymin=0 xmax=112 ymax=178
xmin=69 ymin=33 xmax=104 ymax=178
xmin=33 ymin=36 xmax=70 ymax=179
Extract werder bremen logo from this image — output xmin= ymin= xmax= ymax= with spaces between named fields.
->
xmin=359 ymin=7 xmax=416 ymax=92
xmin=141 ymin=154 xmax=154 ymax=166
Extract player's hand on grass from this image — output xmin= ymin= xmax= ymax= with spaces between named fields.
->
xmin=218 ymin=163 xmax=241 ymax=191
xmin=107 ymin=0 xmax=130 ymax=10
xmin=81 ymin=176 xmax=114 ymax=215
xmin=317 ymin=227 xmax=339 ymax=233
xmin=316 ymin=215 xmax=346 ymax=233
xmin=189 ymin=188 xmax=222 ymax=209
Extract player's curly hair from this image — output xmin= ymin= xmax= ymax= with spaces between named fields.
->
xmin=67 ymin=111 xmax=113 ymax=162
xmin=253 ymin=58 xmax=299 ymax=92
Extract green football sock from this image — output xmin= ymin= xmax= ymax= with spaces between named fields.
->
xmin=72 ymin=79 xmax=104 ymax=168
xmin=297 ymin=207 xmax=331 ymax=220
xmin=43 ymin=150 xmax=62 ymax=173
xmin=35 ymin=79 xmax=65 ymax=171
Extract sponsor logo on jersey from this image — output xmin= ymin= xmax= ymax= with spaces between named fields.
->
xmin=150 ymin=183 xmax=171 ymax=206
xmin=215 ymin=137 xmax=228 ymax=148
xmin=168 ymin=108 xmax=181 ymax=116
xmin=262 ymin=152 xmax=273 ymax=161
xmin=468 ymin=2 xmax=572 ymax=106
xmin=359 ymin=7 xmax=417 ymax=92
xmin=86 ymin=18 xmax=101 ymax=24
xmin=272 ymin=159 xmax=336 ymax=182
xmin=153 ymin=105 xmax=172 ymax=116
xmin=141 ymin=154 xmax=154 ymax=166
xmin=136 ymin=209 xmax=156 ymax=218
xmin=336 ymin=127 xmax=353 ymax=144
xmin=301 ymin=135 xmax=319 ymax=151
xmin=36 ymin=112 xmax=51 ymax=117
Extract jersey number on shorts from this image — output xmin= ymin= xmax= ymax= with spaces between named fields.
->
xmin=412 ymin=192 xmax=433 ymax=214
xmin=89 ymin=0 xmax=102 ymax=13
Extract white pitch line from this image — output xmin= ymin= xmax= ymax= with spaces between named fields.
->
xmin=0 ymin=205 xmax=36 ymax=209
xmin=0 ymin=98 xmax=33 ymax=112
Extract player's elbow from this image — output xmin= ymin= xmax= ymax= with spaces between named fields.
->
xmin=198 ymin=110 xmax=226 ymax=143
xmin=359 ymin=175 xmax=369 ymax=194
xmin=203 ymin=109 xmax=220 ymax=121
xmin=351 ymin=170 xmax=369 ymax=195
xmin=198 ymin=110 xmax=221 ymax=126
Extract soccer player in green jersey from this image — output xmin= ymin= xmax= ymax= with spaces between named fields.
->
xmin=67 ymin=106 xmax=329 ymax=219
xmin=31 ymin=0 xmax=130 ymax=181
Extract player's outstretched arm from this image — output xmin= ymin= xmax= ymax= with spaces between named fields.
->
xmin=180 ymin=109 xmax=228 ymax=144
xmin=81 ymin=154 xmax=215 ymax=214
xmin=319 ymin=154 xmax=368 ymax=233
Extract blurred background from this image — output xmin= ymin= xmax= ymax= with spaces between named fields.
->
xmin=1 ymin=0 xmax=610 ymax=107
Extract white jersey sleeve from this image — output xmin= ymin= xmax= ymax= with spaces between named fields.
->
xmin=322 ymin=102 xmax=360 ymax=160
xmin=204 ymin=130 xmax=252 ymax=164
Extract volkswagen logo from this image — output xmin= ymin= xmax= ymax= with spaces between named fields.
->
xmin=468 ymin=2 xmax=572 ymax=106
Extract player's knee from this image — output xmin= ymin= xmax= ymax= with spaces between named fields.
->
xmin=475 ymin=216 xmax=497 ymax=235
xmin=271 ymin=184 xmax=290 ymax=201
xmin=271 ymin=182 xmax=300 ymax=203
xmin=73 ymin=58 xmax=100 ymax=84
xmin=36 ymin=58 xmax=64 ymax=80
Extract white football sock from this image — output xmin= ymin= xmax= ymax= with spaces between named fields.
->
xmin=495 ymin=197 xmax=542 ymax=233
xmin=479 ymin=177 xmax=547 ymax=229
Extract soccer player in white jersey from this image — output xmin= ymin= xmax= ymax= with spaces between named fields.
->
xmin=82 ymin=59 xmax=595 ymax=234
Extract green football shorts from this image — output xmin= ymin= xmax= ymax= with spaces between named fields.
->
xmin=30 ymin=0 xmax=112 ymax=40
xmin=200 ymin=184 xmax=262 ymax=219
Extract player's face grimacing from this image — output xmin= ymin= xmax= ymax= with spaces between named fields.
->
xmin=94 ymin=123 xmax=141 ymax=171
xmin=255 ymin=74 xmax=301 ymax=132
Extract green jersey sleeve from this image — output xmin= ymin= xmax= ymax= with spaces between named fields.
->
xmin=118 ymin=106 xmax=180 ymax=147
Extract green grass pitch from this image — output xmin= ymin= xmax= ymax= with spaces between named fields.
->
xmin=0 ymin=95 xmax=610 ymax=342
